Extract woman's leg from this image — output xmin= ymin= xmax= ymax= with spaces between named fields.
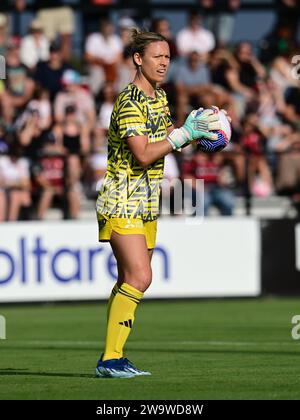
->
xmin=106 ymin=250 xmax=153 ymax=322
xmin=0 ymin=191 xmax=7 ymax=221
xmin=103 ymin=232 xmax=152 ymax=361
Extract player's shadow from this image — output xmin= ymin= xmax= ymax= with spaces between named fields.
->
xmin=0 ymin=368 xmax=93 ymax=379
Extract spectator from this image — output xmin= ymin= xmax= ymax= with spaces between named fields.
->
xmin=36 ymin=0 xmax=75 ymax=61
xmin=53 ymin=104 xmax=90 ymax=219
xmin=85 ymin=19 xmax=123 ymax=95
xmin=182 ymin=149 xmax=235 ymax=216
xmin=15 ymin=88 xmax=52 ymax=137
xmin=161 ymin=152 xmax=180 ymax=216
xmin=176 ymin=11 xmax=215 ymax=56
xmin=0 ymin=37 xmax=35 ymax=124
xmin=269 ymin=48 xmax=300 ymax=96
xmin=0 ymin=141 xmax=31 ymax=221
xmin=31 ymin=133 xmax=66 ymax=220
xmin=240 ymin=113 xmax=273 ymax=198
xmin=115 ymin=45 xmax=136 ymax=93
xmin=54 ymin=69 xmax=96 ymax=133
xmin=175 ymin=51 xmax=212 ymax=125
xmin=259 ymin=0 xmax=300 ymax=64
xmin=118 ymin=16 xmax=137 ymax=48
xmin=20 ymin=19 xmax=50 ymax=71
xmin=200 ymin=0 xmax=241 ymax=47
xmin=34 ymin=41 xmax=72 ymax=102
xmin=151 ymin=17 xmax=179 ymax=59
xmin=234 ymin=42 xmax=266 ymax=93
xmin=17 ymin=109 xmax=46 ymax=161
xmin=275 ymin=127 xmax=300 ymax=215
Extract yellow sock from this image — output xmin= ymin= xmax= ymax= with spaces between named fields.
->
xmin=103 ymin=283 xmax=143 ymax=361
xmin=106 ymin=283 xmax=119 ymax=322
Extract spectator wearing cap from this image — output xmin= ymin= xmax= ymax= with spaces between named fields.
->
xmin=20 ymin=19 xmax=50 ymax=71
xmin=0 ymin=37 xmax=35 ymax=124
xmin=34 ymin=41 xmax=72 ymax=101
xmin=176 ymin=11 xmax=215 ymax=56
xmin=54 ymin=69 xmax=96 ymax=133
xmin=85 ymin=18 xmax=123 ymax=95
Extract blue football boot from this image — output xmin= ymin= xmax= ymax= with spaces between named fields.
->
xmin=95 ymin=354 xmax=151 ymax=378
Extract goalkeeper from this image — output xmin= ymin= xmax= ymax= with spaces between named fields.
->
xmin=95 ymin=28 xmax=225 ymax=378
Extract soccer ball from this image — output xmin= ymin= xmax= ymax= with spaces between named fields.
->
xmin=196 ymin=108 xmax=231 ymax=153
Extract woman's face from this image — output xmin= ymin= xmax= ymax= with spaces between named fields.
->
xmin=135 ymin=41 xmax=170 ymax=84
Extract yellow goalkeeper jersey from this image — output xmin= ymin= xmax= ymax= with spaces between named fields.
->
xmin=96 ymin=83 xmax=173 ymax=221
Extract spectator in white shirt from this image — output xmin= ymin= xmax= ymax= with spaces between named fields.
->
xmin=0 ymin=142 xmax=31 ymax=221
xmin=20 ymin=19 xmax=50 ymax=71
xmin=176 ymin=11 xmax=215 ymax=56
xmin=85 ymin=19 xmax=123 ymax=95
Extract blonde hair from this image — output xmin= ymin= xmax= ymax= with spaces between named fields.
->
xmin=130 ymin=28 xmax=168 ymax=68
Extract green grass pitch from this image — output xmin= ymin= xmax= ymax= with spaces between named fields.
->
xmin=1 ymin=298 xmax=300 ymax=400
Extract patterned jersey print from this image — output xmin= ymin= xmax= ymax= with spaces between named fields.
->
xmin=96 ymin=83 xmax=173 ymax=221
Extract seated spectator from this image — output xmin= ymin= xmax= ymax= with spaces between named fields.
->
xmin=0 ymin=38 xmax=35 ymax=124
xmin=115 ymin=45 xmax=136 ymax=93
xmin=175 ymin=51 xmax=212 ymax=125
xmin=235 ymin=42 xmax=266 ymax=91
xmin=20 ymin=19 xmax=49 ymax=72
xmin=176 ymin=11 xmax=215 ymax=56
xmin=16 ymin=85 xmax=52 ymax=131
xmin=270 ymin=49 xmax=300 ymax=93
xmin=240 ymin=113 xmax=273 ymax=198
xmin=34 ymin=41 xmax=72 ymax=102
xmin=53 ymin=104 xmax=90 ymax=219
xmin=31 ymin=133 xmax=66 ymax=220
xmin=20 ymin=19 xmax=49 ymax=71
xmin=17 ymin=108 xmax=48 ymax=161
xmin=275 ymin=128 xmax=300 ymax=215
xmin=85 ymin=147 xmax=107 ymax=200
xmin=210 ymin=45 xmax=263 ymax=118
xmin=161 ymin=152 xmax=180 ymax=216
xmin=0 ymin=141 xmax=31 ymax=221
xmin=182 ymin=148 xmax=235 ymax=216
xmin=85 ymin=19 xmax=123 ymax=95
xmin=54 ymin=69 xmax=96 ymax=133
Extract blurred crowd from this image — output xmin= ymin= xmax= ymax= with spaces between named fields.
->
xmin=0 ymin=0 xmax=300 ymax=221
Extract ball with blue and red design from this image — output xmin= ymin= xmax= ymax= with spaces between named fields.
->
xmin=196 ymin=106 xmax=232 ymax=153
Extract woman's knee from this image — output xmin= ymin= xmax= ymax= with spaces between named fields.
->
xmin=123 ymin=266 xmax=152 ymax=292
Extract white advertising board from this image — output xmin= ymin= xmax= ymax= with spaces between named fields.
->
xmin=0 ymin=218 xmax=260 ymax=302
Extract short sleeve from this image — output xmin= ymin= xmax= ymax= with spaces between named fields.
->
xmin=160 ymin=89 xmax=174 ymax=128
xmin=117 ymin=99 xmax=148 ymax=139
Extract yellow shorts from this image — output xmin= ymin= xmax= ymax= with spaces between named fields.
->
xmin=97 ymin=215 xmax=157 ymax=250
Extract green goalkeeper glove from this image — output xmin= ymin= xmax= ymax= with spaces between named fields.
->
xmin=167 ymin=108 xmax=221 ymax=151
